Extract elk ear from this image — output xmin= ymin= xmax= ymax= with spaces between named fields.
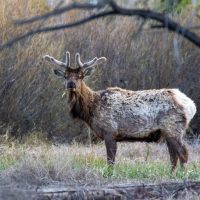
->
xmin=83 ymin=68 xmax=94 ymax=77
xmin=54 ymin=69 xmax=65 ymax=77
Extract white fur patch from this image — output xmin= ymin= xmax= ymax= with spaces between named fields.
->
xmin=171 ymin=89 xmax=196 ymax=127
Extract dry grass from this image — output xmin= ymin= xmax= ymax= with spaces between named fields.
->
xmin=0 ymin=2 xmax=200 ymax=198
xmin=0 ymin=136 xmax=200 ymax=187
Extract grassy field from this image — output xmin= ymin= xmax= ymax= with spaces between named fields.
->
xmin=0 ymin=135 xmax=200 ymax=187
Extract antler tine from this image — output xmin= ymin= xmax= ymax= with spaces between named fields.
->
xmin=75 ymin=53 xmax=107 ymax=69
xmin=83 ymin=57 xmax=98 ymax=68
xmin=83 ymin=57 xmax=107 ymax=69
xmin=76 ymin=53 xmax=84 ymax=68
xmin=65 ymin=51 xmax=70 ymax=68
xmin=43 ymin=52 xmax=70 ymax=69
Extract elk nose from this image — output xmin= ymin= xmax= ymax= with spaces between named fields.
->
xmin=67 ymin=81 xmax=76 ymax=89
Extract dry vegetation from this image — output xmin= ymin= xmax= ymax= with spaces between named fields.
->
xmin=0 ymin=1 xmax=200 ymax=198
xmin=0 ymin=135 xmax=200 ymax=187
xmin=0 ymin=0 xmax=200 ymax=142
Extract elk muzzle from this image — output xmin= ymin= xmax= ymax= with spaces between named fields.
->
xmin=66 ymin=81 xmax=76 ymax=90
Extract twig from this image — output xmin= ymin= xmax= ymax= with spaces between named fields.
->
xmin=15 ymin=2 xmax=105 ymax=25
xmin=0 ymin=10 xmax=114 ymax=50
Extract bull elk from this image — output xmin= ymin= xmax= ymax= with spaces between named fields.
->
xmin=44 ymin=51 xmax=196 ymax=171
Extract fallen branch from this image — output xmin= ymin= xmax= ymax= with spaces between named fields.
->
xmin=0 ymin=181 xmax=200 ymax=199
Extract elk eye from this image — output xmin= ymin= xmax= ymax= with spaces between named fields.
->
xmin=64 ymin=75 xmax=69 ymax=79
xmin=78 ymin=74 xmax=83 ymax=78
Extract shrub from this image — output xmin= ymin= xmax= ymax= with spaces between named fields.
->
xmin=0 ymin=0 xmax=199 ymax=142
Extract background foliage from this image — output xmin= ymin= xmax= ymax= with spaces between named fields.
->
xmin=0 ymin=0 xmax=200 ymax=142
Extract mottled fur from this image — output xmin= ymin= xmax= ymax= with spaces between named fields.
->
xmin=68 ymin=84 xmax=196 ymax=170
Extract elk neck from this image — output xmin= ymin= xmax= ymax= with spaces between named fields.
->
xmin=68 ymin=81 xmax=96 ymax=125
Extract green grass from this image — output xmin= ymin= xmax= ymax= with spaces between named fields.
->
xmin=0 ymin=140 xmax=200 ymax=185
xmin=0 ymin=156 xmax=17 ymax=171
xmin=0 ymin=144 xmax=25 ymax=171
xmin=72 ymin=154 xmax=200 ymax=181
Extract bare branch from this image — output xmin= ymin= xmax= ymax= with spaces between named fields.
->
xmin=15 ymin=2 xmax=106 ymax=25
xmin=1 ymin=0 xmax=200 ymax=50
xmin=0 ymin=10 xmax=114 ymax=50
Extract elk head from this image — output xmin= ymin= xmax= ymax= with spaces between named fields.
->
xmin=44 ymin=52 xmax=107 ymax=91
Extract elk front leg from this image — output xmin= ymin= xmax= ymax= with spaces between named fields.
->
xmin=104 ymin=134 xmax=117 ymax=165
xmin=166 ymin=138 xmax=179 ymax=171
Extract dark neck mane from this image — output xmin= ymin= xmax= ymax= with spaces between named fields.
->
xmin=68 ymin=81 xmax=95 ymax=125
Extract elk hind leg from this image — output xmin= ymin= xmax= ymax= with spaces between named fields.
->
xmin=171 ymin=138 xmax=188 ymax=169
xmin=166 ymin=137 xmax=188 ymax=170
